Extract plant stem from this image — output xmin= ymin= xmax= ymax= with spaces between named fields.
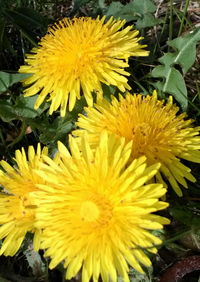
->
xmin=0 ymin=128 xmax=5 ymax=146
xmin=173 ymin=7 xmax=193 ymax=29
xmin=169 ymin=0 xmax=173 ymax=47
xmin=8 ymin=119 xmax=26 ymax=148
xmin=178 ymin=0 xmax=190 ymax=37
xmin=130 ymin=75 xmax=148 ymax=94
xmin=164 ymin=229 xmax=192 ymax=245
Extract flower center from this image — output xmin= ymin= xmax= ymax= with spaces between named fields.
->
xmin=80 ymin=201 xmax=100 ymax=222
xmin=132 ymin=122 xmax=150 ymax=137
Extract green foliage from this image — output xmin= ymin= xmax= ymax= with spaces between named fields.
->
xmin=106 ymin=0 xmax=161 ymax=29
xmin=0 ymin=72 xmax=31 ymax=93
xmin=102 ymin=84 xmax=118 ymax=101
xmin=0 ymin=95 xmax=49 ymax=122
xmin=14 ymin=95 xmax=49 ymax=118
xmin=35 ymin=98 xmax=86 ymax=145
xmin=152 ymin=28 xmax=200 ymax=110
xmin=3 ymin=8 xmax=48 ymax=36
xmin=0 ymin=0 xmax=199 ymax=281
xmin=170 ymin=202 xmax=200 ymax=228
xmin=0 ymin=0 xmax=48 ymax=70
xmin=37 ymin=116 xmax=74 ymax=144
xmin=3 ymin=9 xmax=47 ymax=46
xmin=0 ymin=100 xmax=16 ymax=122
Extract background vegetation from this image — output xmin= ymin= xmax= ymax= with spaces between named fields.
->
xmin=0 ymin=0 xmax=200 ymax=281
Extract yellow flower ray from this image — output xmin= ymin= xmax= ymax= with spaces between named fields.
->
xmin=0 ymin=144 xmax=48 ymax=255
xmin=73 ymin=91 xmax=200 ymax=196
xmin=32 ymin=132 xmax=169 ymax=282
xmin=19 ymin=16 xmax=149 ymax=116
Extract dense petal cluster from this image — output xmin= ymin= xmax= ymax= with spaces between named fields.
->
xmin=73 ymin=91 xmax=200 ymax=196
xmin=19 ymin=16 xmax=148 ymax=116
xmin=32 ymin=132 xmax=169 ymax=282
xmin=0 ymin=144 xmax=48 ymax=255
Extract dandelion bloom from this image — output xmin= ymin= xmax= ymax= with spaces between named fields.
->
xmin=19 ymin=16 xmax=148 ymax=116
xmin=0 ymin=144 xmax=48 ymax=256
xmin=73 ymin=91 xmax=200 ymax=196
xmin=33 ymin=132 xmax=169 ymax=282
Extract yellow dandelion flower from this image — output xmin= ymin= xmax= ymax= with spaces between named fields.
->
xmin=19 ymin=16 xmax=148 ymax=117
xmin=73 ymin=91 xmax=200 ymax=196
xmin=33 ymin=132 xmax=169 ymax=282
xmin=0 ymin=144 xmax=48 ymax=256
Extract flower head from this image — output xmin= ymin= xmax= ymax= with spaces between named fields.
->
xmin=0 ymin=144 xmax=48 ymax=256
xmin=19 ymin=16 xmax=148 ymax=116
xmin=73 ymin=91 xmax=200 ymax=196
xmin=33 ymin=132 xmax=169 ymax=282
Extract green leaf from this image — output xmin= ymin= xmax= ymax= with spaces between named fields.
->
xmin=3 ymin=8 xmax=48 ymax=45
xmin=132 ymin=0 xmax=161 ymax=29
xmin=152 ymin=64 xmax=188 ymax=110
xmin=36 ymin=97 xmax=86 ymax=144
xmin=106 ymin=0 xmax=159 ymax=27
xmin=0 ymin=94 xmax=49 ymax=122
xmin=151 ymin=28 xmax=200 ymax=110
xmin=14 ymin=95 xmax=49 ymax=118
xmin=136 ymin=13 xmax=161 ymax=29
xmin=0 ymin=99 xmax=16 ymax=122
xmin=131 ymin=0 xmax=156 ymax=14
xmin=98 ymin=0 xmax=107 ymax=10
xmin=102 ymin=84 xmax=117 ymax=101
xmin=0 ymin=72 xmax=31 ymax=92
xmin=170 ymin=203 xmax=200 ymax=227
xmin=39 ymin=117 xmax=74 ymax=144
xmin=168 ymin=28 xmax=200 ymax=73
xmin=106 ymin=2 xmax=124 ymax=17
xmin=106 ymin=1 xmax=138 ymax=22
xmin=12 ymin=8 xmax=48 ymax=29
